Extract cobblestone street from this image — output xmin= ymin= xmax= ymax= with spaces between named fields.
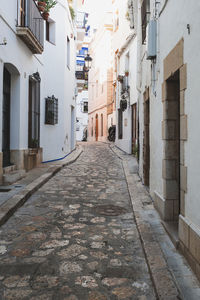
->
xmin=0 ymin=143 xmax=157 ymax=299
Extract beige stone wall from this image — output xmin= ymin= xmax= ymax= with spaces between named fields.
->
xmin=88 ymin=107 xmax=107 ymax=142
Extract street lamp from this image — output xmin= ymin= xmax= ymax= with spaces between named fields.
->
xmin=84 ymin=54 xmax=92 ymax=70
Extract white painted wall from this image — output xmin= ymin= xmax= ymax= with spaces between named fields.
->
xmin=76 ymin=90 xmax=88 ymax=141
xmin=41 ymin=0 xmax=76 ymax=161
xmin=115 ymin=37 xmax=138 ymax=154
xmin=136 ymin=0 xmax=200 ymax=228
xmin=0 ymin=0 xmax=76 ymax=164
xmin=0 ymin=1 xmax=44 ymax=153
xmin=156 ymin=0 xmax=200 ymax=226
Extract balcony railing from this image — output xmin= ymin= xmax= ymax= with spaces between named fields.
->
xmin=76 ymin=12 xmax=87 ymax=29
xmin=16 ymin=0 xmax=44 ymax=54
xmin=75 ymin=71 xmax=88 ymax=81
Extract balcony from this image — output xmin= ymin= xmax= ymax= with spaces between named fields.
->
xmin=76 ymin=12 xmax=87 ymax=42
xmin=75 ymin=71 xmax=88 ymax=81
xmin=16 ymin=0 xmax=44 ymax=54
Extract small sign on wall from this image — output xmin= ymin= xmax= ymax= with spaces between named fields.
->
xmin=124 ymin=118 xmax=128 ymax=127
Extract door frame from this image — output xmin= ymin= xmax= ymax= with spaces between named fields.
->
xmin=2 ymin=67 xmax=11 ymax=167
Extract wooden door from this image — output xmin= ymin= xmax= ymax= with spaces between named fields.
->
xmin=95 ymin=114 xmax=98 ymax=141
xmin=2 ymin=68 xmax=11 ymax=167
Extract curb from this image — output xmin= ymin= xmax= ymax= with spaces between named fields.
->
xmin=110 ymin=145 xmax=180 ymax=300
xmin=0 ymin=147 xmax=83 ymax=227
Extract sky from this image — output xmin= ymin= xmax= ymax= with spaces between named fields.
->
xmin=82 ymin=0 xmax=112 ymax=29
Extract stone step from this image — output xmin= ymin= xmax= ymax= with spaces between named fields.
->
xmin=3 ymin=170 xmax=26 ymax=185
xmin=3 ymin=165 xmax=17 ymax=174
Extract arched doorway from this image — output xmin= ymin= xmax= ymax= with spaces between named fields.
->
xmin=95 ymin=114 xmax=98 ymax=141
xmin=2 ymin=67 xmax=11 ymax=167
xmin=2 ymin=63 xmax=20 ymax=168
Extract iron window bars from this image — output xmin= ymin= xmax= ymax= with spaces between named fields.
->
xmin=45 ymin=95 xmax=58 ymax=125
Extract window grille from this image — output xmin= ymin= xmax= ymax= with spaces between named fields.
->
xmin=83 ymin=101 xmax=88 ymax=113
xmin=118 ymin=109 xmax=123 ymax=139
xmin=45 ymin=95 xmax=58 ymax=125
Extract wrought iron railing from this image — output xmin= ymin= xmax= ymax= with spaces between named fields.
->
xmin=75 ymin=71 xmax=88 ymax=81
xmin=17 ymin=0 xmax=44 ymax=48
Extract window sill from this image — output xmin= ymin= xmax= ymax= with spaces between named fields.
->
xmin=46 ymin=40 xmax=56 ymax=46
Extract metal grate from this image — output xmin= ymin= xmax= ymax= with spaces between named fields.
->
xmin=45 ymin=96 xmax=58 ymax=125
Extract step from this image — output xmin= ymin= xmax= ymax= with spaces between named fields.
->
xmin=161 ymin=221 xmax=179 ymax=248
xmin=3 ymin=170 xmax=26 ymax=185
xmin=3 ymin=165 xmax=17 ymax=174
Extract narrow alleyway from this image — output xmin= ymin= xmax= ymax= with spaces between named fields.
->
xmin=0 ymin=143 xmax=156 ymax=299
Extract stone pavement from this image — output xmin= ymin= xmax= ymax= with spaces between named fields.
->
xmin=0 ymin=142 xmax=199 ymax=299
xmin=0 ymin=147 xmax=83 ymax=226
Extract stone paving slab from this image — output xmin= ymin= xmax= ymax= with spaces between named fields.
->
xmin=0 ymin=147 xmax=83 ymax=227
xmin=0 ymin=143 xmax=156 ymax=300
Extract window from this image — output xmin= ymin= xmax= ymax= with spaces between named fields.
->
xmin=141 ymin=0 xmax=150 ymax=44
xmin=20 ymin=0 xmax=26 ymax=26
xmin=101 ymin=84 xmax=104 ymax=94
xmin=28 ymin=73 xmax=41 ymax=148
xmin=113 ymin=10 xmax=119 ymax=31
xmin=46 ymin=21 xmax=50 ymax=41
xmin=122 ymin=76 xmax=128 ymax=93
xmin=67 ymin=36 xmax=70 ymax=68
xmin=118 ymin=109 xmax=123 ymax=139
xmin=91 ymin=118 xmax=93 ymax=136
xmin=83 ymin=101 xmax=88 ymax=113
xmin=132 ymin=103 xmax=137 ymax=142
xmin=101 ymin=114 xmax=103 ymax=136
xmin=96 ymin=80 xmax=98 ymax=97
xmin=45 ymin=95 xmax=58 ymax=125
xmin=46 ymin=20 xmax=56 ymax=44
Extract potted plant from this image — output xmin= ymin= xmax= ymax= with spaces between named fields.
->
xmin=37 ymin=1 xmax=47 ymax=12
xmin=117 ymin=75 xmax=124 ymax=82
xmin=69 ymin=6 xmax=75 ymax=20
xmin=125 ymin=70 xmax=129 ymax=77
xmin=42 ymin=0 xmax=57 ymax=21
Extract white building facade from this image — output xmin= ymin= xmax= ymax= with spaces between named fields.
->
xmin=0 ymin=0 xmax=76 ymax=183
xmin=134 ymin=0 xmax=200 ymax=280
xmin=76 ymin=90 xmax=88 ymax=141
xmin=113 ymin=0 xmax=138 ymax=155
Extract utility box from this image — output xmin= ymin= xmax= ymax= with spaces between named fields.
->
xmin=147 ymin=20 xmax=157 ymax=60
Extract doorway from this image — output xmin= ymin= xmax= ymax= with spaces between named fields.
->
xmin=143 ymin=98 xmax=150 ymax=186
xmin=71 ymin=106 xmax=75 ymax=150
xmin=164 ymin=71 xmax=180 ymax=220
xmin=28 ymin=74 xmax=41 ymax=149
xmin=132 ymin=103 xmax=137 ymax=154
xmin=95 ymin=114 xmax=98 ymax=141
xmin=2 ymin=67 xmax=11 ymax=167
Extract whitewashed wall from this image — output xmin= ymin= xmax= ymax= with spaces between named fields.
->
xmin=41 ymin=0 xmax=76 ymax=161
xmin=115 ymin=37 xmax=138 ymax=154
xmin=157 ymin=0 xmax=200 ymax=226
xmin=0 ymin=1 xmax=43 ymax=152
xmin=76 ymin=90 xmax=88 ymax=141
xmin=0 ymin=0 xmax=76 ymax=164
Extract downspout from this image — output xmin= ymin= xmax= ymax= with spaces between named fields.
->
xmin=136 ymin=2 xmax=142 ymax=94
xmin=159 ymin=0 xmax=169 ymax=17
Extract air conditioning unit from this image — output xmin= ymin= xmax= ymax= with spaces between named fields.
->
xmin=147 ymin=20 xmax=157 ymax=60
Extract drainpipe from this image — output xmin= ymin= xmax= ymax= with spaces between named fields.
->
xmin=136 ymin=2 xmax=142 ymax=94
xmin=159 ymin=0 xmax=169 ymax=16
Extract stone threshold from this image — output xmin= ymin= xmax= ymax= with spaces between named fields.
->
xmin=162 ymin=220 xmax=179 ymax=249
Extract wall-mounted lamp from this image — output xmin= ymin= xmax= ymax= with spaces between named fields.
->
xmin=0 ymin=37 xmax=7 ymax=46
xmin=84 ymin=54 xmax=92 ymax=71
xmin=187 ymin=24 xmax=190 ymax=35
